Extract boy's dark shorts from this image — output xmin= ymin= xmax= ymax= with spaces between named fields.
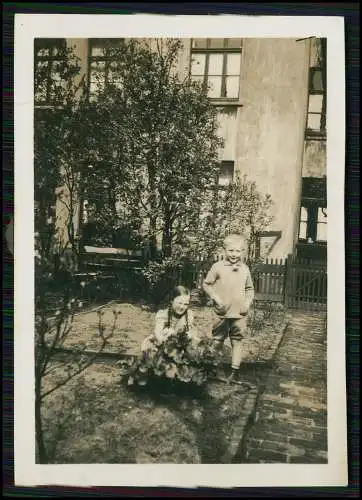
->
xmin=212 ymin=315 xmax=248 ymax=343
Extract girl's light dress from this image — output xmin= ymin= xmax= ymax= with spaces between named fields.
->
xmin=141 ymin=308 xmax=199 ymax=352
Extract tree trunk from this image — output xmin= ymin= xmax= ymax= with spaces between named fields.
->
xmin=148 ymin=214 xmax=158 ymax=260
xmin=147 ymin=166 xmax=158 ymax=260
xmin=162 ymin=211 xmax=173 ymax=258
xmin=207 ymin=184 xmax=220 ymax=262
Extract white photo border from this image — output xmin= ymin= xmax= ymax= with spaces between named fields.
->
xmin=14 ymin=13 xmax=347 ymax=488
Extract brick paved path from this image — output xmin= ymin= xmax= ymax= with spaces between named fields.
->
xmin=240 ymin=311 xmax=328 ymax=464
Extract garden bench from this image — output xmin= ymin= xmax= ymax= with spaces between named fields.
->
xmin=75 ymin=245 xmax=148 ymax=301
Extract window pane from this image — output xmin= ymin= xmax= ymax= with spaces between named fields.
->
xmin=209 ymin=39 xmax=225 ymax=49
xmin=307 ymin=113 xmax=322 ymax=131
xmin=311 ymin=68 xmax=323 ymax=92
xmin=219 ymin=162 xmax=234 ymax=186
xmin=208 ymin=54 xmax=223 ymax=75
xmin=37 ymin=48 xmax=50 ymax=57
xmin=226 ymin=54 xmax=241 ymax=75
xmin=192 ymin=38 xmax=207 ymax=49
xmin=225 ymin=76 xmax=239 ymax=98
xmin=35 ymin=84 xmax=47 ymax=102
xmin=91 ymin=47 xmax=106 ymax=57
xmin=36 ymin=60 xmax=49 ymax=73
xmin=52 ymin=46 xmax=63 ymax=57
xmin=226 ymin=38 xmax=242 ymax=49
xmin=318 ymin=207 xmax=327 ymax=222
xmin=90 ymin=60 xmax=106 ymax=71
xmin=299 ymin=221 xmax=307 ymax=240
xmin=300 ymin=206 xmax=308 ymax=222
xmin=90 ymin=75 xmax=105 ymax=93
xmin=191 ymin=54 xmax=206 ymax=75
xmin=308 ymin=94 xmax=323 ymax=113
xmin=207 ymin=76 xmax=222 ymax=98
xmin=104 ymin=39 xmax=123 ymax=50
xmin=317 ymin=222 xmax=327 ymax=241
xmin=108 ymin=71 xmax=123 ymax=89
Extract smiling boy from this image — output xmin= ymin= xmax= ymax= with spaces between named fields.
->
xmin=202 ymin=233 xmax=254 ymax=384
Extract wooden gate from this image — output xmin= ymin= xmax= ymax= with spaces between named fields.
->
xmin=242 ymin=255 xmax=327 ymax=310
xmin=284 ymin=255 xmax=327 ymax=311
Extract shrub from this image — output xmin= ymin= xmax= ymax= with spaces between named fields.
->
xmin=140 ymin=257 xmax=181 ymax=304
xmin=119 ymin=333 xmax=221 ymax=389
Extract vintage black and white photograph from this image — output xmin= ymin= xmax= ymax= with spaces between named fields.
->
xmin=14 ymin=14 xmax=347 ymax=488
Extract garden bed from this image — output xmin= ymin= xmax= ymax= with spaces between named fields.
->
xmin=41 ymin=362 xmax=258 ymax=464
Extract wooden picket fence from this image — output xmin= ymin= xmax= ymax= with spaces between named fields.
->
xmin=192 ymin=254 xmax=327 ymax=311
xmin=78 ymin=246 xmax=327 ymax=311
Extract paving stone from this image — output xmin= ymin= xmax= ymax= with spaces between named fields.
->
xmin=246 ymin=449 xmax=289 ymax=463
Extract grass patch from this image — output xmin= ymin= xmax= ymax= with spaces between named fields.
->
xmin=41 ymin=362 xmax=255 ymax=464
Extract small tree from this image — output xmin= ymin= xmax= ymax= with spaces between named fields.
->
xmin=209 ymin=173 xmax=275 ymax=265
xmin=34 ymin=40 xmax=124 ymax=463
xmin=77 ymin=39 xmax=223 ymax=259
xmin=34 ymin=260 xmax=121 ymax=463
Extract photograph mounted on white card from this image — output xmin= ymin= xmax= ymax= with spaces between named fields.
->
xmin=14 ymin=12 xmax=347 ymax=489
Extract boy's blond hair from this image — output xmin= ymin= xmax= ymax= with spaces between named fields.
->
xmin=223 ymin=233 xmax=246 ymax=249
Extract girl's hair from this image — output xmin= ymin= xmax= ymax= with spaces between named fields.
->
xmin=170 ymin=285 xmax=190 ymax=300
xmin=166 ymin=285 xmax=190 ymax=330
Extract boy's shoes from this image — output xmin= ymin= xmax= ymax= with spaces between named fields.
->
xmin=212 ymin=369 xmax=253 ymax=390
xmin=227 ymin=370 xmax=239 ymax=385
xmin=227 ymin=370 xmax=253 ymax=390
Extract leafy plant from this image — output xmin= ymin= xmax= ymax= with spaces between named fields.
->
xmin=120 ymin=333 xmax=221 ymax=390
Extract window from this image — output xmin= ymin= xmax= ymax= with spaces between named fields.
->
xmin=306 ymin=45 xmax=326 ymax=136
xmin=299 ymin=206 xmax=308 ymax=240
xmin=34 ymin=38 xmax=67 ymax=105
xmin=316 ymin=207 xmax=327 ymax=242
xmin=190 ymin=39 xmax=242 ymax=100
xmin=298 ymin=177 xmax=327 ymax=243
xmin=298 ymin=204 xmax=327 ymax=243
xmin=218 ymin=161 xmax=234 ymax=186
xmin=88 ymin=39 xmax=124 ymax=95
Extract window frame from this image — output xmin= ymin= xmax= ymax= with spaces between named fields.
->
xmin=298 ymin=201 xmax=327 ymax=244
xmin=87 ymin=38 xmax=124 ymax=96
xmin=218 ymin=160 xmax=235 ymax=188
xmin=34 ymin=38 xmax=67 ymax=106
xmin=306 ymin=64 xmax=326 ymax=138
xmin=298 ymin=176 xmax=327 ymax=244
xmin=189 ymin=38 xmax=243 ymax=102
